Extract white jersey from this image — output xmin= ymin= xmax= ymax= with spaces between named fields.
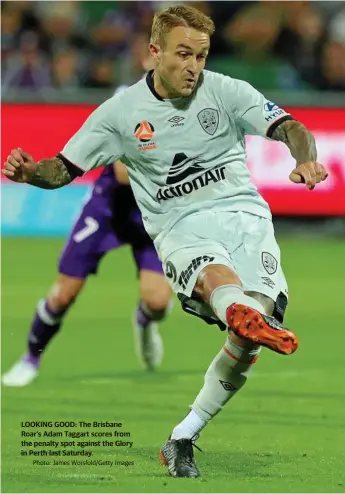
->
xmin=61 ymin=70 xmax=292 ymax=240
xmin=113 ymin=84 xmax=129 ymax=95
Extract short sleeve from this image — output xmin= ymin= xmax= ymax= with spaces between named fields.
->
xmin=219 ymin=76 xmax=293 ymax=138
xmin=60 ymin=97 xmax=123 ymax=173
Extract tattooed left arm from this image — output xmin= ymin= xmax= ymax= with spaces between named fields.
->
xmin=270 ymin=119 xmax=328 ymax=189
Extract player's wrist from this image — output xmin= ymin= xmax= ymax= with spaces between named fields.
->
xmin=26 ymin=162 xmax=39 ymax=183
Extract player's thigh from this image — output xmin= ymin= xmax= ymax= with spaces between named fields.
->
xmin=132 ymin=243 xmax=171 ymax=310
xmin=232 ymin=214 xmax=288 ymax=304
xmin=156 ymin=214 xmax=234 ymax=298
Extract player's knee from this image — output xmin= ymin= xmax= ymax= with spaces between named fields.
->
xmin=141 ymin=288 xmax=171 ymax=313
xmin=140 ymin=278 xmax=171 ymax=313
xmin=47 ymin=276 xmax=85 ymax=312
xmin=195 ymin=264 xmax=242 ymax=305
xmin=49 ymin=292 xmax=77 ymax=311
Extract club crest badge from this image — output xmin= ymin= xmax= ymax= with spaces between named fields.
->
xmin=262 ymin=252 xmax=278 ymax=275
xmin=197 ymin=108 xmax=219 ymax=135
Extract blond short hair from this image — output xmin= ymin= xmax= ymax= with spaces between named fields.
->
xmin=151 ymin=5 xmax=215 ymax=47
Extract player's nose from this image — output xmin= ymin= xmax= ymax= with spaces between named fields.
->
xmin=187 ymin=57 xmax=198 ymax=74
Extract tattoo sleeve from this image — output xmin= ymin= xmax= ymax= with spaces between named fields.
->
xmin=271 ymin=119 xmax=317 ymax=165
xmin=28 ymin=157 xmax=73 ymax=189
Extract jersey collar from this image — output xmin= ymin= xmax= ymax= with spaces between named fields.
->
xmin=146 ymin=70 xmax=164 ymax=101
xmin=146 ymin=70 xmax=186 ymax=103
xmin=146 ymin=69 xmax=204 ymax=104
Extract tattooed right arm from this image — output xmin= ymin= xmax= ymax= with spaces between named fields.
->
xmin=28 ymin=157 xmax=73 ymax=189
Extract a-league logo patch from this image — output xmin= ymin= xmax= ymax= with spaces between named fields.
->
xmin=165 ymin=261 xmax=177 ymax=283
xmin=197 ymin=108 xmax=219 ymax=135
xmin=262 ymin=252 xmax=278 ymax=275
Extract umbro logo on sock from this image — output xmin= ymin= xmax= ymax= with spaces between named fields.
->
xmin=219 ymin=380 xmax=237 ymax=391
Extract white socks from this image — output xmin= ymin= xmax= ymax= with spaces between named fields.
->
xmin=171 ymin=335 xmax=261 ymax=440
xmin=171 ymin=409 xmax=207 ymax=440
xmin=171 ymin=284 xmax=265 ymax=441
xmin=210 ymin=284 xmax=266 ymax=325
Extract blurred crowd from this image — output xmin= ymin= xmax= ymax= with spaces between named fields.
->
xmin=2 ymin=0 xmax=345 ymax=94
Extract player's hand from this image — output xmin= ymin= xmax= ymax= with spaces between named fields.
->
xmin=289 ymin=162 xmax=328 ymax=190
xmin=2 ymin=148 xmax=38 ymax=183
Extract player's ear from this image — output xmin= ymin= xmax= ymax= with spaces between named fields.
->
xmin=149 ymin=43 xmax=161 ymax=63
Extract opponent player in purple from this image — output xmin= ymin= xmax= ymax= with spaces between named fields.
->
xmin=2 ymin=161 xmax=172 ymax=387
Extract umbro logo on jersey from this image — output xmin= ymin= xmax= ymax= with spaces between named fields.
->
xmin=168 ymin=116 xmax=185 ymax=127
xmin=156 ymin=152 xmax=226 ymax=202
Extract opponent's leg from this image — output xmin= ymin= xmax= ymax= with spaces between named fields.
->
xmin=2 ymin=196 xmax=114 ymax=387
xmin=134 ymin=269 xmax=172 ymax=370
xmin=28 ymin=275 xmax=85 ymax=359
xmin=2 ymin=275 xmax=85 ymax=387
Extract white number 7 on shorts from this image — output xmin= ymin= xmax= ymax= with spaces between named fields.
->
xmin=73 ymin=216 xmax=99 ymax=243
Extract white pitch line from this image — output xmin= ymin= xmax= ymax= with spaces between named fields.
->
xmin=80 ymin=369 xmax=321 ymax=385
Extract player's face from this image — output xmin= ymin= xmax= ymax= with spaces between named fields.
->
xmin=151 ymin=26 xmax=210 ymax=98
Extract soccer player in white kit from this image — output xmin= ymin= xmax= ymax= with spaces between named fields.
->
xmin=4 ymin=5 xmax=328 ymax=478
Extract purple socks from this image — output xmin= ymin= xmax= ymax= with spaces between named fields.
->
xmin=136 ymin=301 xmax=167 ymax=328
xmin=26 ymin=299 xmax=69 ymax=363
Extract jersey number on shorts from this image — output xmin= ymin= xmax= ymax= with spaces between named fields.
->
xmin=73 ymin=217 xmax=99 ymax=243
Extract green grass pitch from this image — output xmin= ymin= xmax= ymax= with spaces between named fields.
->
xmin=1 ymin=236 xmax=345 ymax=493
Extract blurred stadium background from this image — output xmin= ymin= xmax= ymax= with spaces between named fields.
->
xmin=1 ymin=1 xmax=345 ymax=492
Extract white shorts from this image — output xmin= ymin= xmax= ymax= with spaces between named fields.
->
xmin=155 ymin=210 xmax=288 ymax=303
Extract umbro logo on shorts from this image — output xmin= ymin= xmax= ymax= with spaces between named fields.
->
xmin=261 ymin=276 xmax=275 ymax=289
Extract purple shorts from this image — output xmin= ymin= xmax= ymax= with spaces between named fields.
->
xmin=58 ymin=198 xmax=163 ymax=279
